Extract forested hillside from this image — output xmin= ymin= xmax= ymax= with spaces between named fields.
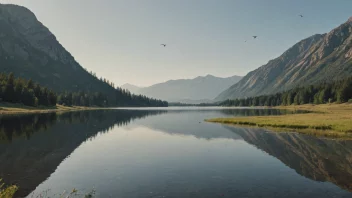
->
xmin=221 ymin=77 xmax=352 ymax=106
xmin=0 ymin=72 xmax=167 ymax=107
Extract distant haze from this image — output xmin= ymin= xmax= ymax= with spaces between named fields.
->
xmin=0 ymin=0 xmax=351 ymax=86
xmin=122 ymin=75 xmax=242 ymax=103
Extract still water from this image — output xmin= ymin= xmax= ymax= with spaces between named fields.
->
xmin=0 ymin=108 xmax=351 ymax=198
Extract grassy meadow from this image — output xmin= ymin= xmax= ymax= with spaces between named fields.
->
xmin=206 ymin=103 xmax=352 ymax=138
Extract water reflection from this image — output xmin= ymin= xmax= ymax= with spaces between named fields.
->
xmin=219 ymin=108 xmax=309 ymax=116
xmin=127 ymin=108 xmax=306 ymax=140
xmin=0 ymin=108 xmax=350 ymax=198
xmin=0 ymin=113 xmax=57 ymax=142
xmin=129 ymin=107 xmax=308 ymax=116
xmin=0 ymin=110 xmax=165 ymax=197
xmin=225 ymin=126 xmax=352 ymax=192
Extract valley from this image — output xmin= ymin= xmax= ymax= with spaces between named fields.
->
xmin=0 ymin=1 xmax=352 ymax=198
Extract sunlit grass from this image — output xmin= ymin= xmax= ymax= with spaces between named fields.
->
xmin=28 ymin=188 xmax=96 ymax=198
xmin=0 ymin=179 xmax=18 ymax=198
xmin=206 ymin=103 xmax=352 ymax=138
xmin=0 ymin=103 xmax=104 ymax=115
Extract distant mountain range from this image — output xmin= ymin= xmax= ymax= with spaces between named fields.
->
xmin=216 ymin=17 xmax=352 ymax=101
xmin=121 ymin=83 xmax=142 ymax=94
xmin=122 ymin=75 xmax=242 ymax=103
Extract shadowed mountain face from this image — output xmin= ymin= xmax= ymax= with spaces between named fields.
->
xmin=0 ymin=4 xmax=168 ymax=106
xmin=0 ymin=4 xmax=115 ymax=93
xmin=122 ymin=75 xmax=242 ymax=103
xmin=0 ymin=110 xmax=165 ymax=197
xmin=225 ymin=126 xmax=352 ymax=192
xmin=216 ymin=17 xmax=352 ymax=101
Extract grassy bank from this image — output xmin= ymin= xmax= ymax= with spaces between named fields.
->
xmin=0 ymin=103 xmax=104 ymax=115
xmin=206 ymin=103 xmax=352 ymax=138
xmin=0 ymin=179 xmax=95 ymax=198
xmin=0 ymin=179 xmax=18 ymax=198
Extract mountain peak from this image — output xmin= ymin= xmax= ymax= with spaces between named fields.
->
xmin=216 ymin=17 xmax=352 ymax=101
xmin=121 ymin=84 xmax=142 ymax=93
xmin=348 ymin=16 xmax=352 ymax=23
xmin=122 ymin=83 xmax=136 ymax=87
xmin=0 ymin=3 xmax=38 ymax=21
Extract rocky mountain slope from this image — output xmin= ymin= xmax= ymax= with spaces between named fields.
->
xmin=216 ymin=17 xmax=352 ymax=101
xmin=0 ymin=4 xmax=116 ymax=94
xmin=122 ymin=75 xmax=242 ymax=103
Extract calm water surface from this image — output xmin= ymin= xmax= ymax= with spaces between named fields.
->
xmin=0 ymin=108 xmax=351 ymax=198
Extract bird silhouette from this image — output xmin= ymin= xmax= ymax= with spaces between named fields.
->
xmin=299 ymin=15 xmax=303 ymax=17
xmin=160 ymin=44 xmax=166 ymax=47
xmin=253 ymin=36 xmax=257 ymax=39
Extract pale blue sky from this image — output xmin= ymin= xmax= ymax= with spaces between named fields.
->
xmin=1 ymin=0 xmax=352 ymax=86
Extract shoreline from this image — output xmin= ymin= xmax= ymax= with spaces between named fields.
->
xmin=205 ymin=103 xmax=352 ymax=139
xmin=0 ymin=103 xmax=106 ymax=115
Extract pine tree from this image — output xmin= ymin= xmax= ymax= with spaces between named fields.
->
xmin=3 ymin=73 xmax=15 ymax=102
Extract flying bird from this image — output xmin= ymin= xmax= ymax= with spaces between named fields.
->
xmin=160 ymin=44 xmax=166 ymax=47
xmin=299 ymin=15 xmax=303 ymax=17
xmin=253 ymin=36 xmax=257 ymax=39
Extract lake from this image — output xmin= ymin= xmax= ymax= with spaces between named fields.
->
xmin=0 ymin=108 xmax=351 ymax=198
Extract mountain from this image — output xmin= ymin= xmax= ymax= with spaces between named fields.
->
xmin=121 ymin=83 xmax=142 ymax=94
xmin=216 ymin=17 xmax=352 ymax=101
xmin=0 ymin=4 xmax=167 ymax=106
xmin=122 ymin=75 xmax=242 ymax=103
xmin=0 ymin=4 xmax=108 ymax=92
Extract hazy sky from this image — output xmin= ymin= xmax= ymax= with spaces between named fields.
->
xmin=1 ymin=0 xmax=351 ymax=86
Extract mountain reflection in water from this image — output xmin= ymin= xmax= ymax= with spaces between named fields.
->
xmin=225 ymin=126 xmax=352 ymax=192
xmin=0 ymin=110 xmax=165 ymax=197
xmin=0 ymin=108 xmax=350 ymax=198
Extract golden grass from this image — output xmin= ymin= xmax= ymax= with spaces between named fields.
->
xmin=0 ymin=103 xmax=104 ymax=115
xmin=0 ymin=179 xmax=18 ymax=198
xmin=206 ymin=103 xmax=352 ymax=138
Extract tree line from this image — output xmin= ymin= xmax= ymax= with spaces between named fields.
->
xmin=0 ymin=73 xmax=57 ymax=106
xmin=221 ymin=76 xmax=352 ymax=106
xmin=0 ymin=72 xmax=168 ymax=107
xmin=57 ymin=90 xmax=168 ymax=107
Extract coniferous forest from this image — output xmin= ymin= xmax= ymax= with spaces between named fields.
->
xmin=0 ymin=72 xmax=168 ymax=107
xmin=0 ymin=72 xmax=57 ymax=106
xmin=220 ymin=77 xmax=352 ymax=107
xmin=57 ymin=90 xmax=168 ymax=107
